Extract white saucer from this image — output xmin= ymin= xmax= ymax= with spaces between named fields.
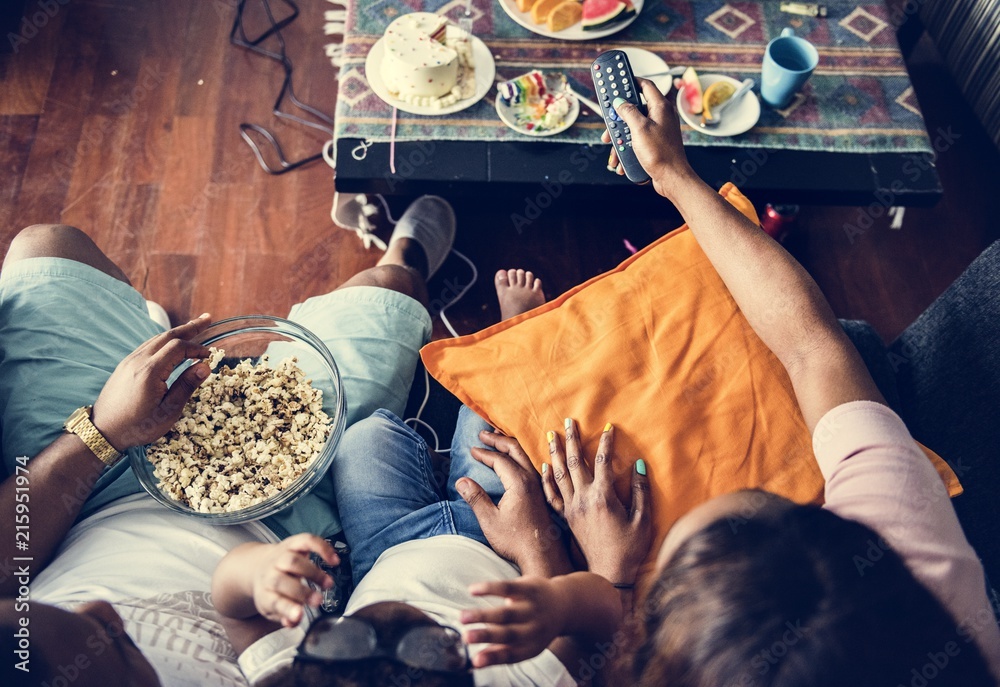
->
xmin=497 ymin=0 xmax=644 ymax=41
xmin=676 ymin=74 xmax=761 ymax=137
xmin=365 ymin=27 xmax=496 ymax=116
xmin=621 ymin=47 xmax=672 ymax=95
xmin=495 ymin=90 xmax=581 ymax=136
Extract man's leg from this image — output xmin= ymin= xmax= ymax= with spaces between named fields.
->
xmin=0 ymin=225 xmax=159 ymax=514
xmin=285 ymin=197 xmax=455 ymax=427
xmin=273 ymin=198 xmax=453 ymax=539
xmin=3 ymin=224 xmax=131 ymax=283
xmin=334 ymin=238 xmax=429 ymax=306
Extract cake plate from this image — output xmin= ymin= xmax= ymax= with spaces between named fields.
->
xmin=365 ymin=27 xmax=497 ymax=117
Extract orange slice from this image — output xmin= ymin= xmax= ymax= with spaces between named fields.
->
xmin=531 ymin=0 xmax=565 ymax=24
xmin=517 ymin=0 xmax=536 ymax=11
xmin=702 ymin=80 xmax=736 ymax=120
xmin=547 ymin=0 xmax=583 ymax=31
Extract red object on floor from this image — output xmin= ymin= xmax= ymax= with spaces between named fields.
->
xmin=761 ymin=204 xmax=799 ymax=242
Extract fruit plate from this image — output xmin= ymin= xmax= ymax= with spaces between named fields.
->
xmin=676 ymin=73 xmax=761 ymax=138
xmin=495 ymin=90 xmax=581 ymax=136
xmin=497 ymin=0 xmax=644 ymax=41
xmin=365 ymin=27 xmax=496 ymax=116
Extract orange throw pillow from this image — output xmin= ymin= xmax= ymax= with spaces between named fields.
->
xmin=421 ymin=183 xmax=961 ymax=577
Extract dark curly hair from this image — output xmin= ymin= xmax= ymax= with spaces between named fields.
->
xmin=631 ymin=503 xmax=993 ymax=686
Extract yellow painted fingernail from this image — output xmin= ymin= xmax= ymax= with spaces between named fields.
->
xmin=604 ymin=422 xmax=612 ymax=433
xmin=546 ymin=430 xmax=555 ymax=443
xmin=564 ymin=417 xmax=572 ymax=430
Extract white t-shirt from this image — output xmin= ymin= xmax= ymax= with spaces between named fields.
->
xmin=815 ymin=401 xmax=1000 ymax=679
xmin=32 ymin=494 xmax=279 ymax=687
xmin=240 ymin=535 xmax=575 ymax=687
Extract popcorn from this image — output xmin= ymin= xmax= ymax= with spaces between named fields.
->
xmin=148 ymin=350 xmax=332 ymax=513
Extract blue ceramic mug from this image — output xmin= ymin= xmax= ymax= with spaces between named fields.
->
xmin=761 ymin=27 xmax=819 ymax=108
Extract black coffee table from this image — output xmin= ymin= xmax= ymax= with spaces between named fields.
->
xmin=335 ymin=137 xmax=942 ymax=211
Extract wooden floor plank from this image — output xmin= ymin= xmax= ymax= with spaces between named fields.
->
xmin=0 ymin=115 xmax=38 ymax=234
xmin=0 ymin=4 xmax=65 ymax=115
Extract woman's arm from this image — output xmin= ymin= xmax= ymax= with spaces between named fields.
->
xmin=611 ymin=83 xmax=884 ymax=430
xmin=0 ymin=315 xmax=213 ymax=595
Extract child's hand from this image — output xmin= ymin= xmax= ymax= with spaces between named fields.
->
xmin=250 ymin=534 xmax=339 ymax=628
xmin=460 ymin=577 xmax=567 ymax=668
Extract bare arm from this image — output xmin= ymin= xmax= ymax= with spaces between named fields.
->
xmin=0 ymin=315 xmax=212 ymax=595
xmin=609 ymin=83 xmax=884 ymax=430
xmin=462 ymin=572 xmax=623 ymax=677
xmin=211 ymin=534 xmax=338 ymax=653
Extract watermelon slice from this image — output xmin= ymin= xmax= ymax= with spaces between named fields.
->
xmin=582 ymin=0 xmax=637 ymax=31
xmin=679 ymin=66 xmax=703 ymax=114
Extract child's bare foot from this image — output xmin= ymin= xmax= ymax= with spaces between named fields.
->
xmin=496 ymin=269 xmax=545 ymax=320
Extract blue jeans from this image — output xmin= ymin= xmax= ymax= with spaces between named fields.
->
xmin=333 ymin=406 xmax=504 ymax=585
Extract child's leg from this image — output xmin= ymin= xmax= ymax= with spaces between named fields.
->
xmin=333 ymin=409 xmax=463 ymax=585
xmin=444 ymin=405 xmax=507 ymax=542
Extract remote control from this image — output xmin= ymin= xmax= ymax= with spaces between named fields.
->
xmin=591 ymin=50 xmax=650 ymax=184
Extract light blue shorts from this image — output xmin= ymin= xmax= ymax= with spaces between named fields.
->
xmin=0 ymin=257 xmax=432 ymax=537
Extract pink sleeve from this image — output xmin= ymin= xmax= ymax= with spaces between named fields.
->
xmin=814 ymin=401 xmax=1000 ymax=676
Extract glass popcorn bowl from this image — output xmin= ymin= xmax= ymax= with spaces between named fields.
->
xmin=128 ymin=315 xmax=347 ymax=524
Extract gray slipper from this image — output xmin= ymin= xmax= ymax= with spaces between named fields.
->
xmin=388 ymin=195 xmax=456 ymax=279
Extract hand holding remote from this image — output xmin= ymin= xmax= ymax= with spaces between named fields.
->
xmin=603 ymin=78 xmax=697 ymax=201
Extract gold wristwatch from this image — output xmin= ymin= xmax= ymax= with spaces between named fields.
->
xmin=64 ymin=405 xmax=122 ymax=466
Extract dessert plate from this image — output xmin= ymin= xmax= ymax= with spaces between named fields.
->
xmin=497 ymin=0 xmax=644 ymax=41
xmin=676 ymin=73 xmax=761 ymax=137
xmin=621 ymin=47 xmax=672 ymax=95
xmin=365 ymin=27 xmax=496 ymax=116
xmin=495 ymin=90 xmax=581 ymax=136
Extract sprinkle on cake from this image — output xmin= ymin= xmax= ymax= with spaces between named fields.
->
xmin=380 ymin=12 xmax=475 ymax=110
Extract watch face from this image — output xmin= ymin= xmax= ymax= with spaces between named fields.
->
xmin=66 ymin=406 xmax=90 ymax=430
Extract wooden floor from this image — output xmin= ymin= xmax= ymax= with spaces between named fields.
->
xmin=1 ymin=0 xmax=997 ymax=343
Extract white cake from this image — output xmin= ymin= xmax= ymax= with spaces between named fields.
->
xmin=379 ymin=12 xmax=474 ymax=109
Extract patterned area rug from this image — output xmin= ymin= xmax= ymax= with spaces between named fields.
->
xmin=331 ymin=0 xmax=933 ymax=153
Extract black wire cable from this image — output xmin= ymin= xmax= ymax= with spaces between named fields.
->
xmin=230 ymin=0 xmax=335 ymax=174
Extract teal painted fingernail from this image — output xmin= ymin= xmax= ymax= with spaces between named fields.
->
xmin=542 ymin=463 xmax=548 ymax=474
xmin=564 ymin=417 xmax=572 ymax=430
xmin=612 ymin=97 xmax=626 ymax=109
xmin=636 ymin=459 xmax=647 ymax=476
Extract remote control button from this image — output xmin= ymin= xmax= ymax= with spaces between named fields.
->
xmin=597 ymin=79 xmax=604 ymax=86
xmin=593 ymin=64 xmax=600 ymax=70
xmin=618 ymin=145 xmax=625 ymax=151
xmin=606 ymin=67 xmax=612 ymax=73
xmin=610 ymin=121 xmax=617 ymax=128
xmin=622 ymin=78 xmax=629 ymax=85
xmin=600 ymin=88 xmax=606 ymax=94
xmin=620 ymin=70 xmax=626 ymax=76
xmin=626 ymin=142 xmax=633 ymax=147
xmin=617 ymin=62 xmax=623 ymax=68
xmin=616 ymin=138 xmax=623 ymax=145
xmin=613 ymin=90 xmax=619 ymax=96
xmin=625 ymin=91 xmax=632 ymax=98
